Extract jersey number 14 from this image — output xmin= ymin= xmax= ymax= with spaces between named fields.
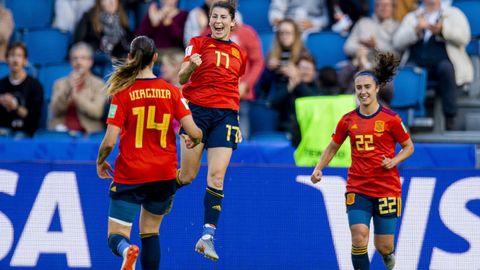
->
xmin=132 ymin=106 xmax=170 ymax=148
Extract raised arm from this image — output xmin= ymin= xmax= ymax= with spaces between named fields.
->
xmin=178 ymin=53 xmax=202 ymax=85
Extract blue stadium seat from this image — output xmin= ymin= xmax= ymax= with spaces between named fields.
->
xmin=453 ymin=0 xmax=480 ymax=55
xmin=0 ymin=63 xmax=8 ymax=79
xmin=249 ymin=101 xmax=279 ymax=137
xmin=391 ymin=66 xmax=427 ymax=125
xmin=306 ymin=31 xmax=347 ymax=69
xmin=37 ymin=62 xmax=72 ymax=101
xmin=259 ymin=31 xmax=274 ymax=58
xmin=22 ymin=28 xmax=71 ymax=65
xmin=238 ymin=0 xmax=272 ymax=33
xmin=5 ymin=0 xmax=54 ymax=30
xmin=178 ymin=0 xmax=204 ymax=11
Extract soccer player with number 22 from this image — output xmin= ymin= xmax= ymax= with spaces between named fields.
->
xmin=310 ymin=52 xmax=414 ymax=270
xmin=176 ymin=0 xmax=247 ymax=262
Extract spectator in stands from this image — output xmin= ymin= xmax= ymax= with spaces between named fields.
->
xmin=74 ymin=0 xmax=133 ymax=75
xmin=49 ymin=42 xmax=107 ymax=135
xmin=254 ymin=18 xmax=309 ymax=134
xmin=0 ymin=42 xmax=43 ymax=138
xmin=255 ymin=19 xmax=308 ymax=104
xmin=269 ymin=0 xmax=329 ymax=38
xmin=136 ymin=0 xmax=188 ymax=54
xmin=53 ymin=0 xmax=95 ymax=33
xmin=392 ymin=0 xmax=473 ymax=130
xmin=0 ymin=5 xmax=14 ymax=62
xmin=269 ymin=53 xmax=318 ymax=132
xmin=256 ymin=19 xmax=308 ymax=101
xmin=183 ymin=0 xmax=214 ymax=47
xmin=338 ymin=0 xmax=399 ymax=106
xmin=327 ymin=0 xmax=370 ymax=35
xmin=160 ymin=48 xmax=183 ymax=88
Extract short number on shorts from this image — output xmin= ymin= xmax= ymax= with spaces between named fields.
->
xmin=378 ymin=197 xmax=400 ymax=215
xmin=226 ymin=124 xmax=240 ymax=143
xmin=132 ymin=106 xmax=171 ymax=148
xmin=355 ymin=134 xmax=374 ymax=151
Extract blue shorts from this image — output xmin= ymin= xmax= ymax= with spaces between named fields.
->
xmin=180 ymin=103 xmax=240 ymax=149
xmin=108 ymin=180 xmax=176 ymax=225
xmin=345 ymin=192 xmax=401 ymax=235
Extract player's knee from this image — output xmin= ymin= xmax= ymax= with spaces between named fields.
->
xmin=351 ymin=228 xmax=369 ymax=247
xmin=208 ymin=174 xmax=224 ymax=189
xmin=375 ymin=241 xmax=393 ymax=255
xmin=179 ymin=170 xmax=196 ymax=185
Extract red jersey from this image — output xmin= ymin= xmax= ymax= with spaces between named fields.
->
xmin=182 ymin=35 xmax=247 ymax=111
xmin=107 ymin=78 xmax=191 ymax=184
xmin=332 ymin=106 xmax=410 ymax=197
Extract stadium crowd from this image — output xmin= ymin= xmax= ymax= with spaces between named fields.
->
xmin=0 ymin=0 xmax=477 ymax=141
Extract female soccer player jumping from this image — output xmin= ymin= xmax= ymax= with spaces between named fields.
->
xmin=176 ymin=0 xmax=246 ymax=261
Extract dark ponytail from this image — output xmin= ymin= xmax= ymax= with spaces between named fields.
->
xmin=373 ymin=52 xmax=400 ymax=86
xmin=355 ymin=51 xmax=400 ymax=87
xmin=106 ymin=36 xmax=156 ymax=96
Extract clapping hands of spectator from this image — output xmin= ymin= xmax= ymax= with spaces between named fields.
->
xmin=415 ymin=14 xmax=429 ymax=33
xmin=267 ymin=57 xmax=281 ymax=70
xmin=0 ymin=93 xmax=18 ymax=112
xmin=297 ymin=19 xmax=314 ymax=32
xmin=428 ymin=19 xmax=443 ymax=35
xmin=279 ymin=63 xmax=301 ymax=92
xmin=148 ymin=2 xmax=179 ymax=27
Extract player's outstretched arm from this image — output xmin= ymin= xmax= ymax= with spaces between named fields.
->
xmin=178 ymin=53 xmax=202 ymax=85
xmin=180 ymin=115 xmax=203 ymax=148
xmin=311 ymin=140 xmax=341 ymax=184
xmin=96 ymin=124 xmax=120 ymax=179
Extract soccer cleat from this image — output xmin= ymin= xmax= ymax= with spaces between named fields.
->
xmin=195 ymin=235 xmax=219 ymax=261
xmin=382 ymin=253 xmax=395 ymax=270
xmin=121 ymin=244 xmax=139 ymax=270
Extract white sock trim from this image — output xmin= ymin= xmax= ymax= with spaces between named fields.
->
xmin=108 ymin=217 xmax=133 ymax=227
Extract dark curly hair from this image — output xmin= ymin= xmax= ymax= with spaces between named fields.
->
xmin=355 ymin=52 xmax=400 ymax=87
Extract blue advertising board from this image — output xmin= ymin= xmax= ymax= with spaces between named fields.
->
xmin=0 ymin=162 xmax=479 ymax=269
